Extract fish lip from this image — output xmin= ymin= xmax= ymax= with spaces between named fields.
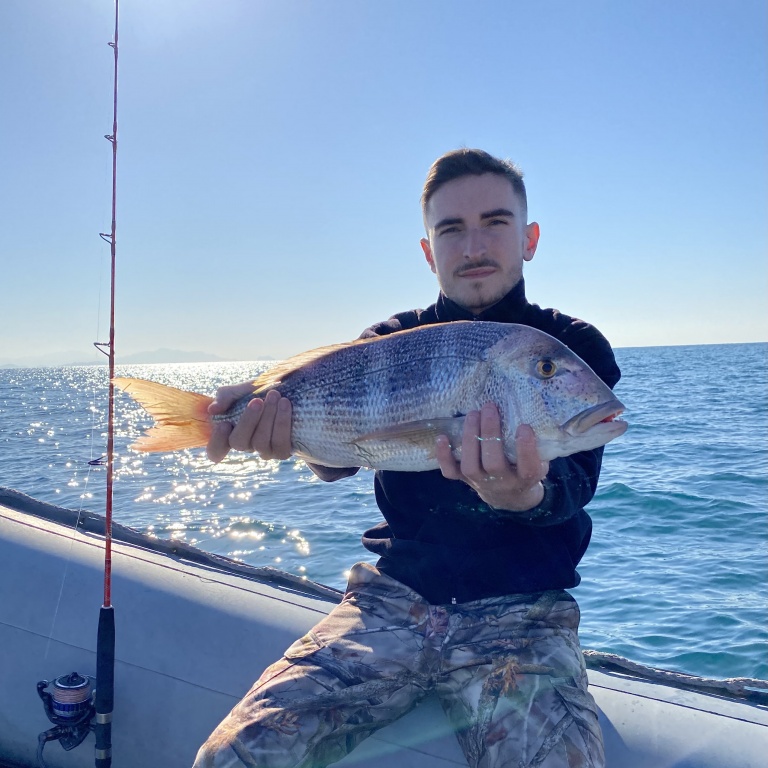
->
xmin=563 ymin=399 xmax=626 ymax=435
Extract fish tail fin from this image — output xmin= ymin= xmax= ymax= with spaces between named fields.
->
xmin=112 ymin=377 xmax=214 ymax=452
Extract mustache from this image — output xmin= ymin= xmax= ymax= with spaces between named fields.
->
xmin=454 ymin=259 xmax=499 ymax=277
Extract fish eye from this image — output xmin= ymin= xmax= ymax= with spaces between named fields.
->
xmin=536 ymin=359 xmax=557 ymax=378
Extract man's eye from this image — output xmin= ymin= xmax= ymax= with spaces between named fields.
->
xmin=439 ymin=226 xmax=460 ymax=235
xmin=488 ymin=219 xmax=508 ymax=226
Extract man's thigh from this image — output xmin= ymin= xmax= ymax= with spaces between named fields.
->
xmin=438 ymin=592 xmax=604 ymax=768
xmin=194 ymin=564 xmax=432 ymax=768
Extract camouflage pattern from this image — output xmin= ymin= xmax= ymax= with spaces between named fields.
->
xmin=194 ymin=563 xmax=604 ymax=768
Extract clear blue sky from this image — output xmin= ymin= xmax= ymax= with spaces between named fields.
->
xmin=1 ymin=0 xmax=766 ymax=365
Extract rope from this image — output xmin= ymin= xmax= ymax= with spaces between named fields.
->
xmin=583 ymin=649 xmax=768 ymax=704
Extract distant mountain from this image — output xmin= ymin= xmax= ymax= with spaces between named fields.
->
xmin=0 ymin=350 xmax=95 ymax=369
xmin=117 ymin=349 xmax=232 ymax=364
xmin=0 ymin=349 xmax=275 ymax=369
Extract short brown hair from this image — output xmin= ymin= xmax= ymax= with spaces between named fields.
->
xmin=421 ymin=148 xmax=528 ymax=219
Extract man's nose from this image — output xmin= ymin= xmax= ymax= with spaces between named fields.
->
xmin=462 ymin=228 xmax=487 ymax=259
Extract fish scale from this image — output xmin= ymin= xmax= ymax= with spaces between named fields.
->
xmin=207 ymin=322 xmax=626 ymax=471
xmin=258 ymin=333 xmax=488 ymax=468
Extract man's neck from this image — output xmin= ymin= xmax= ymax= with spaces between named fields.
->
xmin=436 ymin=279 xmax=528 ymax=323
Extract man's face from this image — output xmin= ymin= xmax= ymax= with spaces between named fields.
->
xmin=421 ymin=173 xmax=539 ymax=314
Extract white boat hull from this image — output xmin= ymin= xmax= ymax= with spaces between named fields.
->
xmin=1 ymin=488 xmax=766 ymax=768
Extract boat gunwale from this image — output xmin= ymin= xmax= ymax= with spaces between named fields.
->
xmin=0 ymin=486 xmax=342 ymax=603
xmin=2 ymin=484 xmax=767 ymax=713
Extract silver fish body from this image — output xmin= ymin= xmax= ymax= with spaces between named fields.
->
xmin=216 ymin=321 xmax=626 ymax=471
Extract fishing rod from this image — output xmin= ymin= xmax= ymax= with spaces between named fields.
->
xmin=93 ymin=0 xmax=120 ymax=765
xmin=36 ymin=5 xmax=119 ymax=767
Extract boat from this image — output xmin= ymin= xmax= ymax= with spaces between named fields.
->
xmin=1 ymin=486 xmax=766 ymax=768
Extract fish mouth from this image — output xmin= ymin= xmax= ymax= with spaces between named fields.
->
xmin=563 ymin=399 xmax=626 ymax=436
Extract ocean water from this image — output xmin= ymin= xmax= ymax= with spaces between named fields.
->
xmin=0 ymin=343 xmax=766 ymax=681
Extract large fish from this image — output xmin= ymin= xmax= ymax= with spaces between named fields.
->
xmin=113 ymin=321 xmax=626 ymax=471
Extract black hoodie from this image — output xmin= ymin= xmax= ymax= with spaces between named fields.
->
xmin=357 ymin=280 xmax=621 ymax=605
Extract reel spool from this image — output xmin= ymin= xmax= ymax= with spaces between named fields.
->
xmin=36 ymin=672 xmax=95 ymax=765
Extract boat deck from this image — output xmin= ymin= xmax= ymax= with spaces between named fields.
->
xmin=2 ymin=490 xmax=767 ymax=768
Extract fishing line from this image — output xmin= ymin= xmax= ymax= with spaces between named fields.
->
xmin=43 ymin=364 xmax=111 ymax=661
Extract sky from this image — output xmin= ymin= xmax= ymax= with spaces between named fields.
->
xmin=1 ymin=0 xmax=766 ymax=365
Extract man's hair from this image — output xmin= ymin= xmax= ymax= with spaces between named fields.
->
xmin=421 ymin=148 xmax=527 ymax=220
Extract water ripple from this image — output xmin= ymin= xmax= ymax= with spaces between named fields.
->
xmin=1 ymin=344 xmax=766 ymax=679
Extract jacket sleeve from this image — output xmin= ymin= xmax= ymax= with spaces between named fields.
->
xmin=509 ymin=447 xmax=605 ymax=526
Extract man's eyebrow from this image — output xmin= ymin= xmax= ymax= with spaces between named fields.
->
xmin=433 ymin=217 xmax=464 ymax=230
xmin=433 ymin=209 xmax=515 ymax=230
xmin=481 ymin=208 xmax=515 ymax=220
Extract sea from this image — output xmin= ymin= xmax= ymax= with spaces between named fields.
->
xmin=1 ymin=342 xmax=766 ymax=682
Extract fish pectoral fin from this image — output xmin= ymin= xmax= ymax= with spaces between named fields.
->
xmin=353 ymin=417 xmax=465 ymax=451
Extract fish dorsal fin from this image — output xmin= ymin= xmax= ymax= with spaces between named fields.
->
xmin=353 ymin=416 xmax=466 ymax=451
xmin=250 ymin=337 xmax=376 ymax=392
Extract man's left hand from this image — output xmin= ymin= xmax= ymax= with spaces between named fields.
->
xmin=435 ymin=403 xmax=549 ymax=512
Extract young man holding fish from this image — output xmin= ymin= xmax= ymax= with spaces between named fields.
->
xmin=193 ymin=149 xmax=622 ymax=768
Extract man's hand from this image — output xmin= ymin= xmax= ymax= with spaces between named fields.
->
xmin=435 ymin=403 xmax=549 ymax=512
xmin=206 ymin=382 xmax=293 ymax=463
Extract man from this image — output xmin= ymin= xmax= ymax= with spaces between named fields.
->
xmin=195 ymin=149 xmax=620 ymax=768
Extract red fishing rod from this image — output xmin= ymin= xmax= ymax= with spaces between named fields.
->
xmin=93 ymin=1 xmax=120 ymax=765
xmin=35 ymin=6 xmax=118 ymax=766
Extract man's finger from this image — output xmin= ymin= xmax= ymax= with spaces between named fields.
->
xmin=207 ymin=421 xmax=234 ymax=463
xmin=513 ymin=425 xmax=548 ymax=486
xmin=228 ymin=397 xmax=264 ymax=452
xmin=250 ymin=390 xmax=281 ymax=457
xmin=269 ymin=397 xmax=293 ymax=460
xmin=459 ymin=410 xmax=482 ymax=478
xmin=479 ymin=403 xmax=506 ymax=475
xmin=208 ymin=381 xmax=256 ymax=415
xmin=436 ymin=435 xmax=462 ymax=480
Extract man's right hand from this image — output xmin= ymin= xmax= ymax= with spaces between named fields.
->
xmin=206 ymin=382 xmax=293 ymax=463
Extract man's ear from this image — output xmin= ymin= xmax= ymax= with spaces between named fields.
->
xmin=524 ymin=222 xmax=540 ymax=262
xmin=421 ymin=237 xmax=437 ymax=273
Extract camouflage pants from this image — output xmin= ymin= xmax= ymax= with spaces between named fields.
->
xmin=194 ymin=562 xmax=604 ymax=768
